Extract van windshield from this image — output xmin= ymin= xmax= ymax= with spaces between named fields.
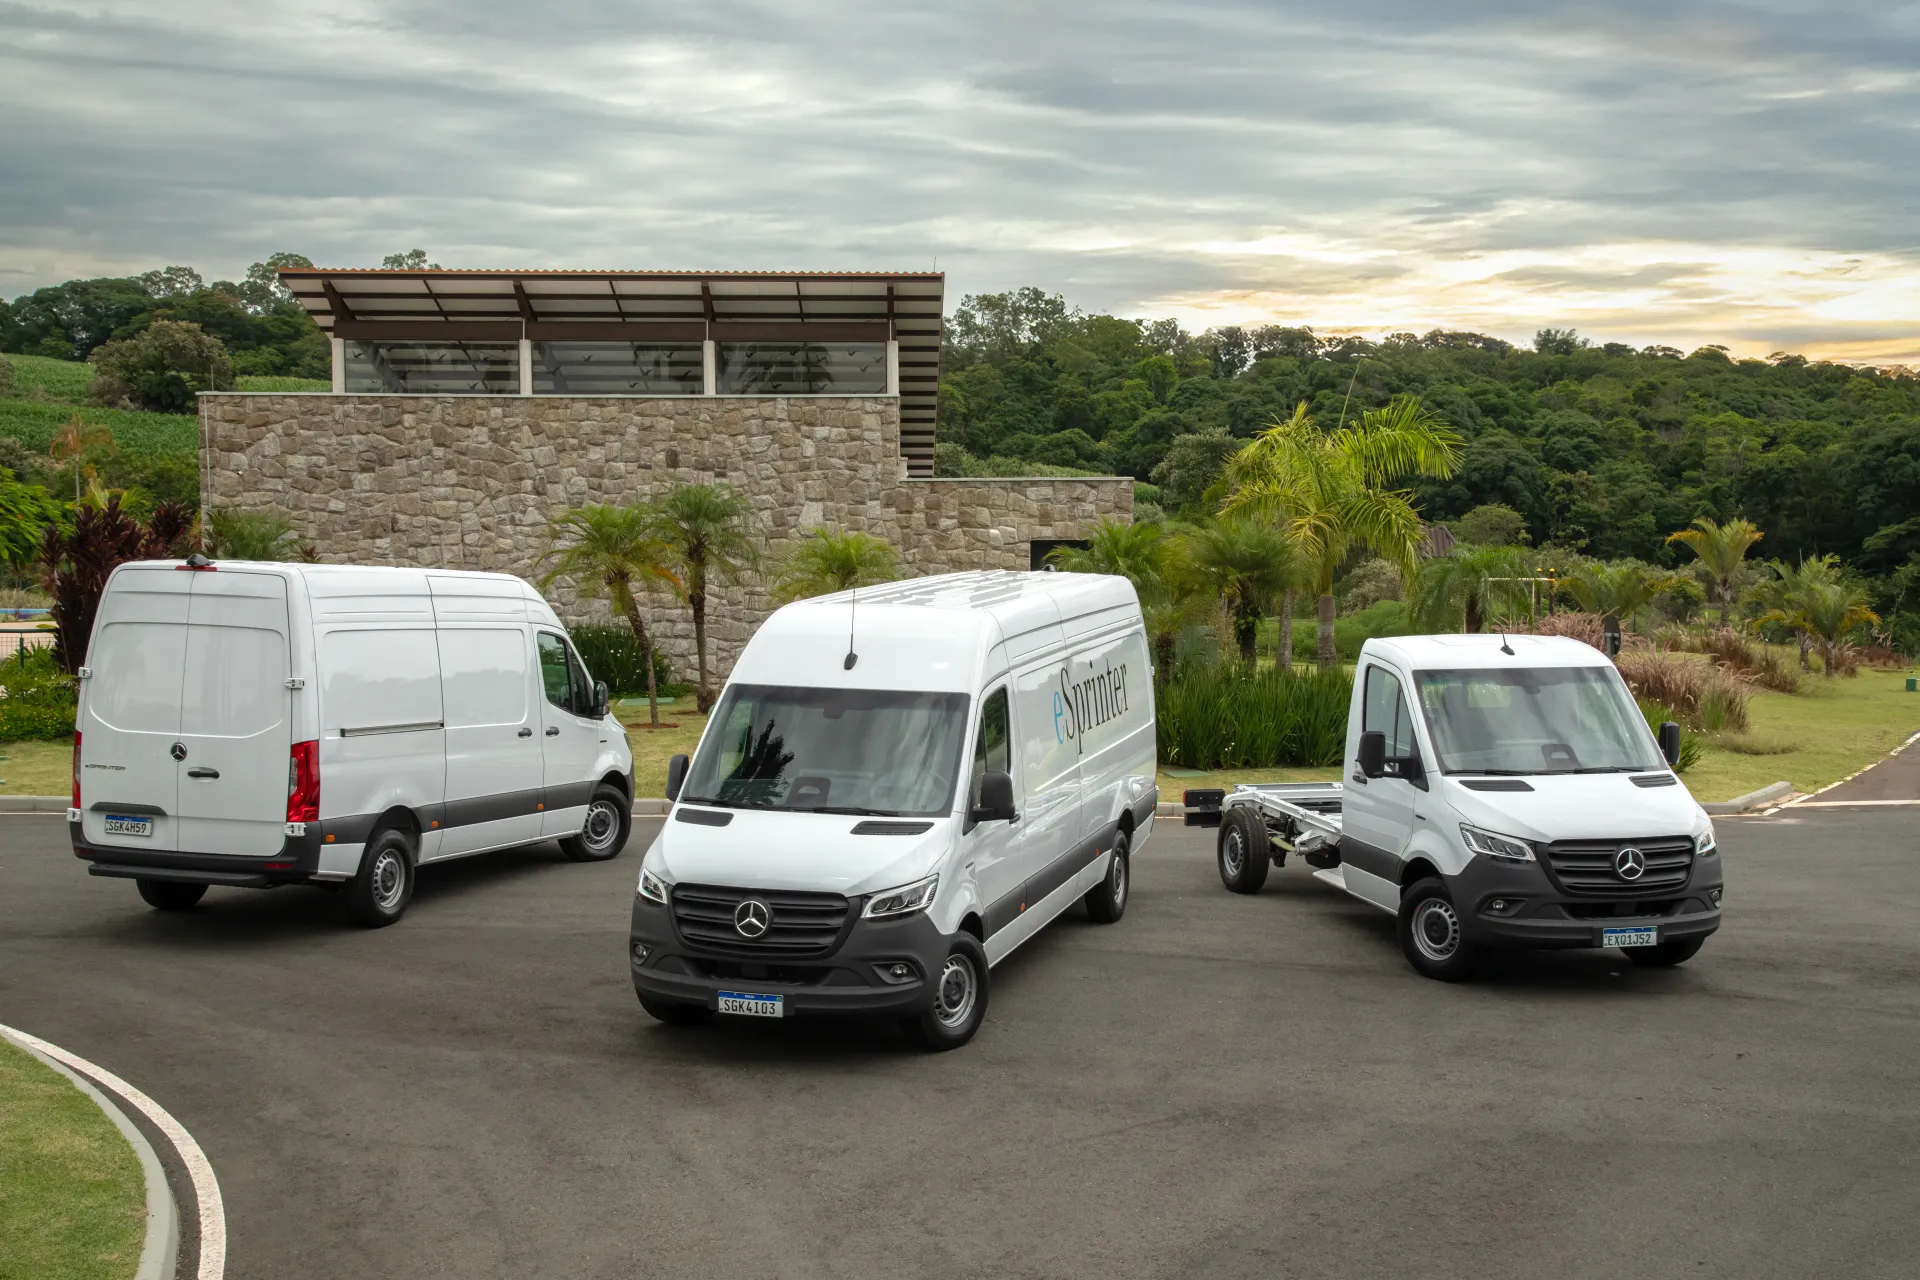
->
xmin=680 ymin=685 xmax=970 ymax=817
xmin=1413 ymin=666 xmax=1662 ymax=775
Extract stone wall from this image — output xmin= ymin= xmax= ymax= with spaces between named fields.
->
xmin=201 ymin=393 xmax=1131 ymax=683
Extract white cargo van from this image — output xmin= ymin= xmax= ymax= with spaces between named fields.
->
xmin=629 ymin=570 xmax=1156 ymax=1050
xmin=70 ymin=557 xmax=636 ymax=926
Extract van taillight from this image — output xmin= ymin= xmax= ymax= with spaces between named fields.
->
xmin=287 ymin=740 xmax=319 ymax=824
xmin=72 ymin=731 xmax=81 ymax=808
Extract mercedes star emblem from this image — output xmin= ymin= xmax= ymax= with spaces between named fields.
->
xmin=1615 ymin=846 xmax=1647 ymax=881
xmin=170 ymin=742 xmax=188 ymax=762
xmin=734 ymin=899 xmax=772 ymax=938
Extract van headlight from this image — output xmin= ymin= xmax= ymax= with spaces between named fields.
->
xmin=638 ymin=867 xmax=670 ymax=904
xmin=863 ymin=874 xmax=939 ymax=920
xmin=1459 ymin=824 xmax=1536 ymax=863
xmin=1695 ymin=829 xmax=1718 ymax=857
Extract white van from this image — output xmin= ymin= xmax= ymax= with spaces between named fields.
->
xmin=628 ymin=570 xmax=1157 ymax=1050
xmin=69 ymin=557 xmax=636 ymax=926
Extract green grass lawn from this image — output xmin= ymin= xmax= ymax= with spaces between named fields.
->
xmin=237 ymin=375 xmax=329 ymax=393
xmin=0 ymin=1038 xmax=145 ymax=1280
xmin=618 ymin=707 xmax=710 ymax=797
xmin=4 ymin=353 xmax=94 ymax=402
xmin=1685 ymin=667 xmax=1920 ymax=801
xmin=0 ymin=740 xmax=71 ymax=794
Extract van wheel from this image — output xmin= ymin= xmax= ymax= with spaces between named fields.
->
xmin=1084 ymin=828 xmax=1130 ymax=923
xmin=638 ymin=994 xmax=713 ymax=1026
xmin=1625 ymin=937 xmax=1706 ymax=967
xmin=900 ymin=934 xmax=990 ymax=1051
xmin=136 ymin=879 xmax=206 ymax=911
xmin=561 ymin=784 xmax=631 ymax=862
xmin=1398 ymin=877 xmax=1480 ymax=981
xmin=1217 ymin=806 xmax=1271 ymax=894
xmin=347 ymin=829 xmax=415 ymax=928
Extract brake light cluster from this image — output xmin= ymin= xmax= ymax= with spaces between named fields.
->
xmin=287 ymin=739 xmax=320 ymax=824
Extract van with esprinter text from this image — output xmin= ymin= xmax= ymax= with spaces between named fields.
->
xmin=69 ymin=558 xmax=635 ymax=926
xmin=630 ymin=570 xmax=1156 ymax=1050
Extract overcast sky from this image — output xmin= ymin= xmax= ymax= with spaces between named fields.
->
xmin=2 ymin=1 xmax=1917 ymax=361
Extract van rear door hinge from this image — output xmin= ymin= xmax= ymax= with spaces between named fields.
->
xmin=285 ymin=678 xmax=306 ymax=690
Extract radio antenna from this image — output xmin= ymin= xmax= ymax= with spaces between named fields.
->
xmin=843 ymin=585 xmax=859 ymax=670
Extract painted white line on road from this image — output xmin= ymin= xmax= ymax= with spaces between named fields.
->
xmin=1781 ymin=728 xmax=1920 ymax=809
xmin=0 ymin=1022 xmax=225 ymax=1280
xmin=1794 ymin=799 xmax=1920 ymax=808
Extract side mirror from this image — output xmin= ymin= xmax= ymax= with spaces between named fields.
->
xmin=665 ymin=753 xmax=689 ymax=802
xmin=1357 ymin=730 xmax=1386 ymax=779
xmin=970 ymin=770 xmax=1018 ymax=824
xmin=592 ymin=680 xmax=610 ymax=719
xmin=1658 ymin=721 xmax=1682 ymax=768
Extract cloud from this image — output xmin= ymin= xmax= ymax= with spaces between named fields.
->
xmin=2 ymin=0 xmax=1918 ymax=360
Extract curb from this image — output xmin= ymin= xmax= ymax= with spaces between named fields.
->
xmin=633 ymin=798 xmax=670 ymax=816
xmin=0 ymin=795 xmax=67 ymax=812
xmin=1 ymin=1027 xmax=177 ymax=1280
xmin=1701 ymin=780 xmax=1793 ymax=815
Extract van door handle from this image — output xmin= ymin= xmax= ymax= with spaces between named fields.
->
xmin=518 ymin=728 xmax=533 ymax=738
xmin=186 ymin=768 xmax=220 ymax=779
xmin=546 ymin=726 xmax=560 ymax=737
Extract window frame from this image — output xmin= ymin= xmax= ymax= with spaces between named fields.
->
xmin=965 ymin=683 xmax=1011 ymax=833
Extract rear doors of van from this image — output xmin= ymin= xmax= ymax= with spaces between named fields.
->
xmin=81 ymin=565 xmax=293 ymax=858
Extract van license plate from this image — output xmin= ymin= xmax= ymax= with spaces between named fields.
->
xmin=1603 ymin=927 xmax=1658 ymax=948
xmin=716 ymin=991 xmax=783 ymax=1018
xmin=103 ymin=815 xmax=152 ymax=838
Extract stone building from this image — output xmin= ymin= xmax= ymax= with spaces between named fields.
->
xmin=199 ymin=268 xmax=1130 ymax=682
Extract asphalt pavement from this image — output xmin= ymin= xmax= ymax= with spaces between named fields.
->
xmin=2 ymin=809 xmax=1917 ymax=1279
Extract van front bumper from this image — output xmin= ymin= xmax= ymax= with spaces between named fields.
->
xmin=70 ymin=820 xmax=326 ymax=887
xmin=1450 ymin=852 xmax=1724 ymax=950
xmin=629 ymin=895 xmax=951 ymax=1017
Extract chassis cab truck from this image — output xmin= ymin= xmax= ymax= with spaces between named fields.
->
xmin=69 ymin=559 xmax=635 ymax=926
xmin=1209 ymin=635 xmax=1723 ymax=980
xmin=629 ymin=570 xmax=1157 ymax=1050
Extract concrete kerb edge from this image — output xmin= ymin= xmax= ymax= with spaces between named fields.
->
xmin=0 ymin=1026 xmax=178 ymax=1280
xmin=1701 ymin=780 xmax=1794 ymax=816
xmin=0 ymin=795 xmax=68 ymax=812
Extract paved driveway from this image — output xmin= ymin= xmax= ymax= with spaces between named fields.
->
xmin=1 ymin=809 xmax=1915 ymax=1279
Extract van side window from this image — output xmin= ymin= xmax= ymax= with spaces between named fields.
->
xmin=537 ymin=632 xmax=573 ymax=711
xmin=564 ymin=641 xmax=594 ymax=716
xmin=1363 ymin=665 xmax=1415 ymax=759
xmin=969 ymin=686 xmax=1010 ymax=808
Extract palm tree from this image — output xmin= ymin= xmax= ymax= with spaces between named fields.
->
xmin=1755 ymin=563 xmax=1877 ymax=677
xmin=1749 ymin=556 xmax=1838 ymax=670
xmin=652 ymin=483 xmax=760 ymax=712
xmin=1183 ymin=518 xmax=1301 ymax=666
xmin=1563 ymin=562 xmax=1679 ymax=637
xmin=772 ymin=528 xmax=901 ymax=603
xmin=207 ymin=509 xmax=301 ymax=560
xmin=1666 ymin=516 xmax=1763 ymax=628
xmin=538 ymin=504 xmax=680 ymax=727
xmin=1410 ymin=545 xmax=1535 ymax=634
xmin=48 ymin=413 xmax=115 ymax=503
xmin=1045 ymin=518 xmax=1170 ymax=598
xmin=1223 ymin=397 xmax=1461 ymax=666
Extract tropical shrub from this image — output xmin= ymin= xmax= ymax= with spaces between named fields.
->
xmin=1156 ymin=663 xmax=1351 ymax=770
xmin=39 ymin=497 xmax=192 ymax=671
xmin=1677 ymin=629 xmax=1799 ymax=693
xmin=207 ymin=508 xmax=305 ymax=560
xmin=1529 ymin=611 xmax=1606 ymax=649
xmin=568 ymin=623 xmax=681 ymax=698
xmin=1636 ymin=698 xmax=1702 ymax=772
xmin=88 ymin=319 xmax=235 ymax=413
xmin=0 ymin=645 xmax=77 ymax=741
xmin=1287 ymin=599 xmax=1414 ymax=661
xmin=1614 ymin=649 xmax=1752 ymax=733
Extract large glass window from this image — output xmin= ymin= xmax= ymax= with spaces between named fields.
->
xmin=968 ymin=686 xmax=1010 ymax=810
xmin=1363 ymin=665 xmax=1416 ymax=758
xmin=344 ymin=342 xmax=519 ymax=395
xmin=1414 ymin=666 xmax=1661 ymax=775
xmin=533 ymin=343 xmax=702 ymax=395
xmin=717 ymin=342 xmax=887 ymax=395
xmin=681 ymin=684 xmax=969 ymax=817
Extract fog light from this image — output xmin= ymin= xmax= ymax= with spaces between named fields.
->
xmin=631 ymin=942 xmax=649 ymax=964
xmin=872 ymin=961 xmax=918 ymax=985
xmin=1709 ymin=888 xmax=1722 ymax=907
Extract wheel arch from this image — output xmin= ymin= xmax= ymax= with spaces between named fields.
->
xmin=368 ymin=807 xmax=423 ymax=862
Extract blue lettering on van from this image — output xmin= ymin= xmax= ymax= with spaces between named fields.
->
xmin=1056 ymin=660 xmax=1128 ymax=757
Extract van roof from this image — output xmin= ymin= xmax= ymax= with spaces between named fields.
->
xmin=1363 ymin=633 xmax=1613 ymax=671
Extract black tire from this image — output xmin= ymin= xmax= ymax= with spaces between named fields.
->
xmin=1398 ymin=877 xmax=1480 ymax=982
xmin=1083 ymin=827 xmax=1131 ymax=924
xmin=1624 ymin=936 xmax=1706 ymax=968
xmin=900 ymin=933 xmax=990 ymax=1052
xmin=1217 ymin=805 xmax=1271 ymax=894
xmin=346 ymin=828 xmax=415 ymax=928
xmin=638 ymin=994 xmax=714 ymax=1026
xmin=561 ymin=783 xmax=631 ymax=862
xmin=136 ymin=879 xmax=206 ymax=911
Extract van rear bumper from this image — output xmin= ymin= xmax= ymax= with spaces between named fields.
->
xmin=629 ymin=896 xmax=950 ymax=1017
xmin=71 ymin=820 xmax=325 ymax=887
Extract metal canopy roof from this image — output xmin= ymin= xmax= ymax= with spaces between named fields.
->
xmin=281 ymin=268 xmax=945 ymax=473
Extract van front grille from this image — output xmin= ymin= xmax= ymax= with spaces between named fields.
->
xmin=1542 ymin=837 xmax=1694 ymax=897
xmin=670 ymin=883 xmax=851 ymax=957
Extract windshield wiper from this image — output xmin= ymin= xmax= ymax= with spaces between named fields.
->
xmin=1445 ymin=769 xmax=1534 ymax=776
xmin=1568 ymin=766 xmax=1645 ymax=774
xmin=796 ymin=805 xmax=902 ymax=817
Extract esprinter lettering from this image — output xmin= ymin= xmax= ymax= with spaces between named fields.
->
xmin=1054 ymin=659 xmax=1129 ymax=755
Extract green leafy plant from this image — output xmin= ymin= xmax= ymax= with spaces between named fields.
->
xmin=0 ymin=645 xmax=77 ymax=741
xmin=1666 ymin=516 xmax=1763 ymax=628
xmin=207 ymin=509 xmax=304 ymax=560
xmin=1156 ymin=663 xmax=1352 ymax=770
xmin=537 ymin=504 xmax=680 ymax=727
xmin=1637 ymin=698 xmax=1702 ymax=772
xmin=1180 ymin=518 xmax=1302 ymax=666
xmin=1409 ymin=545 xmax=1536 ymax=633
xmin=771 ymin=528 xmax=901 ymax=603
xmin=567 ymin=624 xmax=681 ymax=699
xmin=651 ymin=484 xmax=760 ymax=713
xmin=87 ymin=319 xmax=234 ymax=413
